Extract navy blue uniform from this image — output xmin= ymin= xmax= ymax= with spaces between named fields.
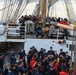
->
xmin=47 ymin=65 xmax=58 ymax=75
xmin=0 ymin=69 xmax=2 ymax=75
xmin=35 ymin=26 xmax=43 ymax=38
xmin=38 ymin=50 xmax=43 ymax=58
xmin=10 ymin=53 xmax=16 ymax=64
xmin=8 ymin=68 xmax=18 ymax=75
xmin=2 ymin=68 xmax=8 ymax=75
xmin=17 ymin=66 xmax=23 ymax=75
xmin=35 ymin=27 xmax=42 ymax=35
xmin=47 ymin=50 xmax=54 ymax=55
xmin=18 ymin=51 xmax=26 ymax=68
xmin=34 ymin=73 xmax=42 ymax=75
xmin=42 ymin=60 xmax=49 ymax=75
xmin=40 ymin=53 xmax=45 ymax=60
xmin=59 ymin=52 xmax=66 ymax=57
xmin=0 ymin=58 xmax=4 ymax=69
xmin=27 ymin=54 xmax=32 ymax=65
xmin=0 ymin=53 xmax=4 ymax=70
xmin=18 ymin=51 xmax=26 ymax=59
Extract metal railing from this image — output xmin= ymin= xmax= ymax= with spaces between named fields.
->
xmin=49 ymin=28 xmax=64 ymax=39
xmin=7 ymin=25 xmax=26 ymax=39
xmin=0 ymin=25 xmax=64 ymax=39
xmin=0 ymin=25 xmax=26 ymax=39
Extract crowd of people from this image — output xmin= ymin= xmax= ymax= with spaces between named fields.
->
xmin=18 ymin=15 xmax=69 ymax=39
xmin=19 ymin=15 xmax=40 ymax=23
xmin=0 ymin=46 xmax=74 ymax=75
xmin=19 ymin=15 xmax=69 ymax=23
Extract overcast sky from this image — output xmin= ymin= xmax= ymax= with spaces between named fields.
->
xmin=0 ymin=0 xmax=4 ymax=2
xmin=0 ymin=0 xmax=76 ymax=22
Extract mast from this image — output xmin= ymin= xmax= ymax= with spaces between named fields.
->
xmin=41 ymin=0 xmax=47 ymax=22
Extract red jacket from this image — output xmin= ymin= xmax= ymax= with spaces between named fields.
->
xmin=59 ymin=71 xmax=69 ymax=75
xmin=54 ymin=62 xmax=60 ymax=70
xmin=60 ymin=21 xmax=69 ymax=25
xmin=30 ymin=58 xmax=36 ymax=70
xmin=59 ymin=21 xmax=69 ymax=29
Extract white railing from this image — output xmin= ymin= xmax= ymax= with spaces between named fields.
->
xmin=49 ymin=28 xmax=64 ymax=39
xmin=0 ymin=25 xmax=26 ymax=39
xmin=0 ymin=25 xmax=64 ymax=39
xmin=7 ymin=25 xmax=26 ymax=39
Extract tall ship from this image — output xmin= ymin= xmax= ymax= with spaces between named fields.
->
xmin=0 ymin=0 xmax=76 ymax=74
xmin=0 ymin=0 xmax=76 ymax=61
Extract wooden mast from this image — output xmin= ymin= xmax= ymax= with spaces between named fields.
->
xmin=41 ymin=0 xmax=47 ymax=22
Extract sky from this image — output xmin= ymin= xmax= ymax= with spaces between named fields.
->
xmin=0 ymin=0 xmax=3 ymax=2
xmin=0 ymin=1 xmax=4 ymax=21
xmin=0 ymin=0 xmax=76 ymax=21
xmin=0 ymin=0 xmax=37 ymax=21
xmin=49 ymin=0 xmax=76 ymax=18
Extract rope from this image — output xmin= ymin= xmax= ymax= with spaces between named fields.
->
xmin=16 ymin=0 xmax=26 ymax=19
xmin=54 ymin=3 xmax=57 ymax=17
xmin=61 ymin=0 xmax=68 ymax=18
xmin=17 ymin=0 xmax=29 ymax=19
xmin=7 ymin=0 xmax=14 ymax=20
xmin=6 ymin=0 xmax=13 ymax=21
xmin=1 ymin=0 xmax=6 ymax=22
xmin=51 ymin=5 xmax=54 ymax=17
xmin=32 ymin=1 xmax=39 ymax=16
xmin=5 ymin=0 xmax=11 ymax=22
xmin=1 ymin=0 xmax=19 ymax=22
xmin=53 ymin=4 xmax=55 ymax=17
xmin=47 ymin=0 xmax=52 ymax=17
xmin=5 ymin=0 xmax=12 ymax=22
xmin=0 ymin=1 xmax=14 ymax=11
xmin=8 ymin=0 xmax=18 ymax=20
xmin=11 ymin=0 xmax=23 ymax=22
xmin=1 ymin=0 xmax=8 ymax=22
xmin=16 ymin=0 xmax=29 ymax=20
xmin=8 ymin=0 xmax=17 ymax=19
xmin=5 ymin=0 xmax=10 ymax=22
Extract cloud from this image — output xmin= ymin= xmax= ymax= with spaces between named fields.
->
xmin=0 ymin=0 xmax=4 ymax=2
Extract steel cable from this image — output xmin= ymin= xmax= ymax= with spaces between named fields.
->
xmin=8 ymin=0 xmax=19 ymax=20
xmin=16 ymin=0 xmax=27 ymax=18
xmin=16 ymin=0 xmax=29 ymax=20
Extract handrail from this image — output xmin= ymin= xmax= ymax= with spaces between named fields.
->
xmin=0 ymin=25 xmax=26 ymax=39
xmin=7 ymin=25 xmax=26 ymax=38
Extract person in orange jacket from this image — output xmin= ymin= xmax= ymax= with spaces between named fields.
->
xmin=59 ymin=66 xmax=69 ymax=75
xmin=59 ymin=18 xmax=69 ymax=39
xmin=30 ymin=56 xmax=36 ymax=70
xmin=54 ymin=58 xmax=60 ymax=71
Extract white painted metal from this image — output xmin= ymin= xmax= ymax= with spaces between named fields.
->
xmin=0 ymin=24 xmax=6 ymax=41
xmin=25 ymin=39 xmax=72 ymax=54
xmin=25 ymin=39 xmax=74 ymax=61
